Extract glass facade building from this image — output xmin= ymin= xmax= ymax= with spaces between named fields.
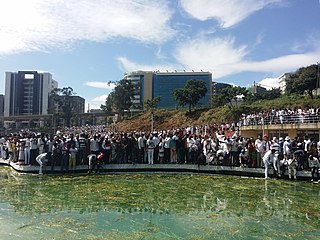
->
xmin=124 ymin=71 xmax=212 ymax=110
xmin=153 ymin=73 xmax=212 ymax=109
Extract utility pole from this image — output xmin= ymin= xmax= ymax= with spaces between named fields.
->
xmin=151 ymin=108 xmax=154 ymax=133
xmin=317 ymin=62 xmax=320 ymax=95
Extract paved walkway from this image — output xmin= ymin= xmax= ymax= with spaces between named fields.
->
xmin=0 ymin=158 xmax=313 ymax=180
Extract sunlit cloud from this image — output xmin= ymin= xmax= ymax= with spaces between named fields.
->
xmin=179 ymin=0 xmax=285 ymax=28
xmin=92 ymin=95 xmax=109 ymax=102
xmin=175 ymin=37 xmax=248 ymax=78
xmin=238 ymin=50 xmax=320 ymax=74
xmin=0 ymin=0 xmax=174 ymax=55
xmin=258 ymin=77 xmax=280 ymax=89
xmin=85 ymin=81 xmax=116 ymax=90
xmin=118 ymin=57 xmax=183 ymax=73
xmin=87 ymin=94 xmax=109 ymax=110
xmin=176 ymin=36 xmax=320 ymax=78
xmin=84 ymin=82 xmax=114 ymax=109
xmin=119 ymin=36 xmax=320 ymax=80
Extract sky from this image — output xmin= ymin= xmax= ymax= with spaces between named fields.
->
xmin=0 ymin=0 xmax=319 ymax=110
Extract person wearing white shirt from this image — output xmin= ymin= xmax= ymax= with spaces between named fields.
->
xmin=164 ymin=134 xmax=172 ymax=164
xmin=137 ymin=133 xmax=146 ymax=163
xmin=263 ymin=148 xmax=277 ymax=179
xmin=255 ymin=135 xmax=265 ymax=167
xmin=283 ymin=136 xmax=292 ymax=160
xmin=90 ymin=135 xmax=100 ymax=155
xmin=229 ymin=136 xmax=239 ymax=166
xmin=24 ymin=138 xmax=31 ymax=165
xmin=153 ymin=133 xmax=160 ymax=164
xmin=146 ymin=135 xmax=156 ymax=164
xmin=308 ymin=155 xmax=320 ymax=182
xmin=30 ymin=137 xmax=39 ymax=165
xmin=287 ymin=156 xmax=298 ymax=180
xmin=38 ymin=137 xmax=45 ymax=154
xmin=203 ymin=137 xmax=215 ymax=164
xmin=170 ymin=134 xmax=178 ymax=164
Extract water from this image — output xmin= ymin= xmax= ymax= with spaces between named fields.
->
xmin=0 ymin=166 xmax=319 ymax=240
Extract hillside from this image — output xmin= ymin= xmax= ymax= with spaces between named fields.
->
xmin=111 ymin=95 xmax=320 ymax=133
xmin=112 ymin=105 xmax=244 ymax=133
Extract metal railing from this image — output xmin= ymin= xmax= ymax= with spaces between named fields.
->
xmin=238 ymin=114 xmax=320 ymax=126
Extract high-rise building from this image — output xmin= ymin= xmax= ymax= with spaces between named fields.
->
xmin=4 ymin=71 xmax=58 ymax=117
xmin=0 ymin=95 xmax=4 ymax=116
xmin=124 ymin=71 xmax=212 ymax=109
xmin=278 ymin=73 xmax=292 ymax=94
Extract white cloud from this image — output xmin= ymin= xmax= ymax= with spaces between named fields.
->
xmin=119 ymin=36 xmax=320 ymax=80
xmin=85 ymin=81 xmax=116 ymax=90
xmin=175 ymin=36 xmax=320 ymax=78
xmin=118 ymin=57 xmax=183 ymax=73
xmin=88 ymin=94 xmax=109 ymax=110
xmin=175 ymin=37 xmax=248 ymax=78
xmin=258 ymin=77 xmax=280 ymax=89
xmin=92 ymin=95 xmax=109 ymax=102
xmin=179 ymin=0 xmax=284 ymax=28
xmin=84 ymin=82 xmax=114 ymax=109
xmin=0 ymin=0 xmax=174 ymax=55
xmin=238 ymin=50 xmax=320 ymax=74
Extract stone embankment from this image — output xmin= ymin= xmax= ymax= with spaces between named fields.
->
xmin=0 ymin=158 xmax=313 ymax=181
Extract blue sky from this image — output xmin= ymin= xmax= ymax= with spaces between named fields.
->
xmin=0 ymin=0 xmax=319 ymax=109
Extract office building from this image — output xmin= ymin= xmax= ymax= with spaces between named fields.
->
xmin=52 ymin=95 xmax=85 ymax=114
xmin=4 ymin=71 xmax=58 ymax=117
xmin=0 ymin=95 xmax=4 ymax=116
xmin=124 ymin=71 xmax=212 ymax=109
xmin=278 ymin=73 xmax=293 ymax=94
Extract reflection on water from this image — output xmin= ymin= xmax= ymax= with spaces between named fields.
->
xmin=0 ymin=166 xmax=319 ymax=239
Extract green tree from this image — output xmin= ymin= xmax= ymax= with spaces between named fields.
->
xmin=144 ymin=96 xmax=161 ymax=111
xmin=50 ymin=87 xmax=76 ymax=127
xmin=144 ymin=96 xmax=161 ymax=133
xmin=100 ymin=92 xmax=114 ymax=114
xmin=212 ymin=86 xmax=248 ymax=107
xmin=101 ymin=79 xmax=134 ymax=120
xmin=173 ymin=79 xmax=207 ymax=112
xmin=245 ymin=88 xmax=281 ymax=104
xmin=286 ymin=64 xmax=319 ymax=98
xmin=211 ymin=86 xmax=249 ymax=123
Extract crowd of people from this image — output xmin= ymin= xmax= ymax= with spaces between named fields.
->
xmin=239 ymin=106 xmax=320 ymax=126
xmin=0 ymin=123 xmax=319 ymax=181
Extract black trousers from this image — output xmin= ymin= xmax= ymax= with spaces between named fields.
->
xmin=311 ymin=167 xmax=319 ymax=180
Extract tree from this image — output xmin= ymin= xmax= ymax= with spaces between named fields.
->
xmin=50 ymin=87 xmax=76 ymax=127
xmin=212 ymin=86 xmax=248 ymax=108
xmin=173 ymin=79 xmax=207 ymax=112
xmin=100 ymin=79 xmax=134 ymax=120
xmin=211 ymin=86 xmax=248 ymax=123
xmin=245 ymin=88 xmax=281 ymax=104
xmin=100 ymin=92 xmax=114 ymax=114
xmin=285 ymin=64 xmax=319 ymax=98
xmin=144 ymin=97 xmax=161 ymax=133
xmin=144 ymin=96 xmax=161 ymax=111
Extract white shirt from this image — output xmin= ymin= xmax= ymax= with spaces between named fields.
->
xmin=138 ymin=136 xmax=146 ymax=149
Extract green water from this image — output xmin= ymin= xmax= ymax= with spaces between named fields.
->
xmin=0 ymin=167 xmax=319 ymax=240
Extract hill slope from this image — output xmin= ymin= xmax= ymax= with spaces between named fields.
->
xmin=111 ymin=95 xmax=320 ymax=133
xmin=112 ymin=107 xmax=230 ymax=133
